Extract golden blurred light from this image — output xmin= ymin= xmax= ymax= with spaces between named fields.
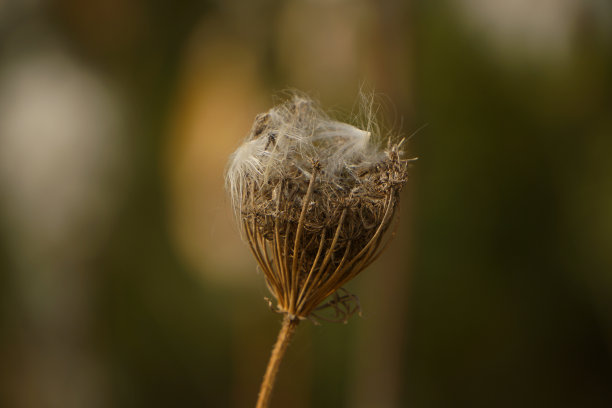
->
xmin=165 ymin=30 xmax=268 ymax=285
xmin=277 ymin=0 xmax=375 ymax=104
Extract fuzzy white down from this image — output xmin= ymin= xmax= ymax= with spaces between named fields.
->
xmin=226 ymin=96 xmax=385 ymax=216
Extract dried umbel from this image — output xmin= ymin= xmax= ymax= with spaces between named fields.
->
xmin=226 ymin=95 xmax=411 ymax=408
xmin=226 ymin=95 xmax=410 ymax=321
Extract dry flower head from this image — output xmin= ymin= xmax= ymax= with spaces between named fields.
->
xmin=226 ymin=95 xmax=411 ymax=322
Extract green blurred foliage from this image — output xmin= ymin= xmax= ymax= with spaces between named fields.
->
xmin=409 ymin=3 xmax=612 ymax=407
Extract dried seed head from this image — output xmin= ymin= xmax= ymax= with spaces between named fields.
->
xmin=226 ymin=95 xmax=411 ymax=321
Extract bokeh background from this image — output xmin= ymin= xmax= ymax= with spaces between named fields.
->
xmin=1 ymin=0 xmax=611 ymax=407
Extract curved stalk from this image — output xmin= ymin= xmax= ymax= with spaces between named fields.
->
xmin=256 ymin=316 xmax=299 ymax=408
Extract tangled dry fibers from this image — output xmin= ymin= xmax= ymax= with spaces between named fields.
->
xmin=226 ymin=95 xmax=411 ymax=321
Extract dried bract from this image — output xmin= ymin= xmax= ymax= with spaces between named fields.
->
xmin=226 ymin=95 xmax=410 ymax=321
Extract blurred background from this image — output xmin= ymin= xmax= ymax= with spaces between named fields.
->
xmin=1 ymin=0 xmax=611 ymax=407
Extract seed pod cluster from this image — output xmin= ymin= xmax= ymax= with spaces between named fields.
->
xmin=226 ymin=96 xmax=410 ymax=321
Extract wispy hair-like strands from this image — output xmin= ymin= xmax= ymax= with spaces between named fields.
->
xmin=226 ymin=94 xmax=411 ymax=320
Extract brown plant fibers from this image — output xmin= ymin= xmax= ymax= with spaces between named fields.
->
xmin=226 ymin=95 xmax=411 ymax=407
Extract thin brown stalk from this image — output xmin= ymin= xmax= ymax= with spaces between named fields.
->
xmin=256 ymin=316 xmax=299 ymax=408
xmin=289 ymin=165 xmax=318 ymax=314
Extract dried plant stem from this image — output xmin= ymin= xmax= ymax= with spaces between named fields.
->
xmin=228 ymin=95 xmax=412 ymax=404
xmin=256 ymin=316 xmax=299 ymax=408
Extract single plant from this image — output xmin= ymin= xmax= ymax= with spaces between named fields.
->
xmin=226 ymin=94 xmax=411 ymax=408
